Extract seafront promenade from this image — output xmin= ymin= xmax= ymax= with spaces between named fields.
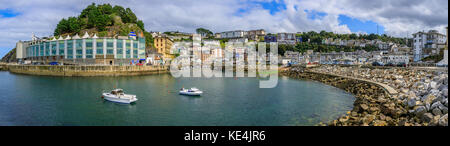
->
xmin=6 ymin=64 xmax=168 ymax=76
xmin=282 ymin=65 xmax=448 ymax=126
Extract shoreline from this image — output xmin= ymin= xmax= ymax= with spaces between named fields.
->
xmin=281 ymin=65 xmax=448 ymax=126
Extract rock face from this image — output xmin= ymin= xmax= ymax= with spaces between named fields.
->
xmin=281 ymin=65 xmax=448 ymax=126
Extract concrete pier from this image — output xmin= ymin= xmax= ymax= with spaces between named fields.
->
xmin=7 ymin=65 xmax=168 ymax=76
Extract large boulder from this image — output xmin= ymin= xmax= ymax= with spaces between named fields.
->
xmin=415 ymin=106 xmax=427 ymax=116
xmin=431 ymin=101 xmax=443 ymax=110
xmin=430 ymin=81 xmax=438 ymax=90
xmin=422 ymin=94 xmax=437 ymax=105
xmin=360 ymin=104 xmax=369 ymax=111
xmin=421 ymin=113 xmax=433 ymax=123
xmin=408 ymin=98 xmax=416 ymax=108
xmin=432 ymin=108 xmax=443 ymax=116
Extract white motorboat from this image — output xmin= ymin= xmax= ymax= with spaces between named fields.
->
xmin=102 ymin=89 xmax=138 ymax=104
xmin=179 ymin=87 xmax=203 ymax=96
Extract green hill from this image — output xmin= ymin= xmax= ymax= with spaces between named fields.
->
xmin=53 ymin=3 xmax=146 ymax=37
xmin=53 ymin=3 xmax=154 ymax=49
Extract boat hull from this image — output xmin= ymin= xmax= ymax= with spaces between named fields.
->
xmin=179 ymin=91 xmax=203 ymax=96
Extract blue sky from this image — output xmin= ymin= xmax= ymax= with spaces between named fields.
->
xmin=252 ymin=0 xmax=386 ymax=35
xmin=338 ymin=15 xmax=385 ymax=35
xmin=0 ymin=9 xmax=20 ymax=18
xmin=235 ymin=0 xmax=386 ymax=35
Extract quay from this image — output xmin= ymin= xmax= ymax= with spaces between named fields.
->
xmin=7 ymin=65 xmax=168 ymax=76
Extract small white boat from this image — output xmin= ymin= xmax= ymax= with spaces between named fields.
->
xmin=102 ymin=89 xmax=138 ymax=104
xmin=179 ymin=87 xmax=203 ymax=96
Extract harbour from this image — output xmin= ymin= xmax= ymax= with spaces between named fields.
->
xmin=0 ymin=71 xmax=355 ymax=126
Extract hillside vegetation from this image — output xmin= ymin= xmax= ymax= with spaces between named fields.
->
xmin=53 ymin=3 xmax=153 ymax=48
xmin=54 ymin=3 xmax=145 ymax=37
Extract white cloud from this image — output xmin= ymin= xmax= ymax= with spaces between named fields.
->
xmin=293 ymin=0 xmax=448 ymax=36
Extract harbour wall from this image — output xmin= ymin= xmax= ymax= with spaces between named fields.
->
xmin=0 ymin=63 xmax=7 ymax=71
xmin=7 ymin=65 xmax=168 ymax=76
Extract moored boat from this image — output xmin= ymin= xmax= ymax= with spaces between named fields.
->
xmin=102 ymin=89 xmax=138 ymax=104
xmin=179 ymin=87 xmax=203 ymax=96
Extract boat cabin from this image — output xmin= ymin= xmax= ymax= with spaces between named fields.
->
xmin=111 ymin=89 xmax=124 ymax=95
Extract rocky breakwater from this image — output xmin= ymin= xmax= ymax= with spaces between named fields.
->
xmin=281 ymin=65 xmax=448 ymax=126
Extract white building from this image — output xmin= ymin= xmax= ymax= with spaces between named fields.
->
xmin=381 ymin=53 xmax=410 ymax=65
xmin=277 ymin=33 xmax=296 ymax=45
xmin=219 ymin=30 xmax=246 ymax=39
xmin=413 ymin=30 xmax=447 ymax=62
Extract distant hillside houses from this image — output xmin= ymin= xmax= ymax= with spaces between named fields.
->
xmin=321 ymin=38 xmax=399 ymax=51
xmin=280 ymin=44 xmax=414 ymax=66
xmin=215 ymin=29 xmax=266 ymax=41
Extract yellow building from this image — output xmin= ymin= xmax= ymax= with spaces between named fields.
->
xmin=154 ymin=35 xmax=175 ymax=60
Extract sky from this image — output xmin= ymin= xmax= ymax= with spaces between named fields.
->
xmin=0 ymin=0 xmax=448 ymax=57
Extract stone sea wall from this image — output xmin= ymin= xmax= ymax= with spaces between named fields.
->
xmin=7 ymin=65 xmax=168 ymax=76
xmin=281 ymin=65 xmax=448 ymax=126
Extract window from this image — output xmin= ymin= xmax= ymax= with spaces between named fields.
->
xmin=107 ymin=49 xmax=114 ymax=54
xmin=85 ymin=39 xmax=93 ymax=58
xmin=45 ymin=42 xmax=50 ymax=56
xmin=107 ymin=39 xmax=114 ymax=55
xmin=67 ymin=40 xmax=73 ymax=58
xmin=86 ymin=49 xmax=93 ymax=58
xmin=86 ymin=41 xmax=93 ymax=47
xmin=117 ymin=40 xmax=123 ymax=49
xmin=76 ymin=40 xmax=83 ymax=58
xmin=97 ymin=49 xmax=103 ymax=54
xmin=59 ymin=41 xmax=65 ymax=55
xmin=96 ymin=39 xmax=104 ymax=55
xmin=40 ymin=44 xmax=44 ymax=56
xmin=107 ymin=42 xmax=113 ymax=48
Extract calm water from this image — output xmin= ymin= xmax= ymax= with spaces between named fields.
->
xmin=0 ymin=71 xmax=355 ymax=126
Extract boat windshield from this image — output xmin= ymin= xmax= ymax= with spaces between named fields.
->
xmin=111 ymin=90 xmax=124 ymax=95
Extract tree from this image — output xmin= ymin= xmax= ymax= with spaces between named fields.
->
xmin=66 ymin=17 xmax=81 ymax=34
xmin=137 ymin=20 xmax=145 ymax=31
xmin=144 ymin=31 xmax=154 ymax=49
xmin=349 ymin=34 xmax=358 ymax=39
xmin=53 ymin=3 xmax=147 ymax=38
xmin=196 ymin=28 xmax=213 ymax=37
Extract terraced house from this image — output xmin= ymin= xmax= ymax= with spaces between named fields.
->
xmin=16 ymin=32 xmax=146 ymax=65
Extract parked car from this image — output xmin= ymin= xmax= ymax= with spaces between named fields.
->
xmin=136 ymin=63 xmax=144 ymax=66
xmin=372 ymin=62 xmax=384 ymax=66
xmin=397 ymin=62 xmax=407 ymax=67
xmin=49 ymin=62 xmax=59 ymax=65
xmin=385 ymin=62 xmax=395 ymax=67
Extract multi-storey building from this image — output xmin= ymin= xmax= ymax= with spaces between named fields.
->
xmin=154 ymin=34 xmax=175 ymax=61
xmin=277 ymin=33 xmax=296 ymax=45
xmin=219 ymin=30 xmax=247 ymax=39
xmin=246 ymin=29 xmax=266 ymax=41
xmin=16 ymin=32 xmax=145 ymax=65
xmin=413 ymin=30 xmax=447 ymax=62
